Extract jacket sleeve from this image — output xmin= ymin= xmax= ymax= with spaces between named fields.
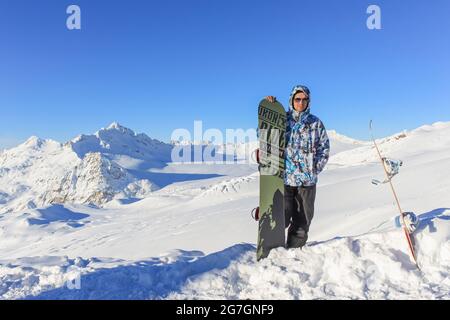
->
xmin=314 ymin=121 xmax=330 ymax=174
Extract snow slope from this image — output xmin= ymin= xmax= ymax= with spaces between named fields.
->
xmin=0 ymin=121 xmax=449 ymax=299
xmin=1 ymin=209 xmax=448 ymax=300
xmin=169 ymin=212 xmax=450 ymax=300
xmin=327 ymin=129 xmax=369 ymax=155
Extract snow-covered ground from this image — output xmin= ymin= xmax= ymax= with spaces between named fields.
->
xmin=0 ymin=121 xmax=449 ymax=300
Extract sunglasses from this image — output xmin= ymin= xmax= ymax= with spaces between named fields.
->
xmin=294 ymin=98 xmax=309 ymax=103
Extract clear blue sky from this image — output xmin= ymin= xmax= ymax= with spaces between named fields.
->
xmin=1 ymin=0 xmax=449 ymax=148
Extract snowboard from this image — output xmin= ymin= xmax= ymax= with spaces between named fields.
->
xmin=369 ymin=120 xmax=420 ymax=269
xmin=256 ymin=99 xmax=286 ymax=261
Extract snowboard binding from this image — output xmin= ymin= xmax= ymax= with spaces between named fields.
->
xmin=251 ymin=207 xmax=260 ymax=221
xmin=251 ymin=148 xmax=260 ymax=162
xmin=251 ymin=148 xmax=261 ymax=167
xmin=372 ymin=157 xmax=403 ymax=185
xmin=395 ymin=211 xmax=419 ymax=234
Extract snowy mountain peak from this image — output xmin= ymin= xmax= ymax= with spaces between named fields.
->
xmin=0 ymin=124 xmax=172 ymax=211
xmin=327 ymin=130 xmax=366 ymax=145
xmin=40 ymin=151 xmax=158 ymax=206
xmin=67 ymin=123 xmax=172 ymax=161
xmin=20 ymin=136 xmax=62 ymax=151
xmin=102 ymin=122 xmax=137 ymax=136
xmin=410 ymin=121 xmax=450 ymax=134
xmin=107 ymin=121 xmax=125 ymax=130
xmin=24 ymin=136 xmax=43 ymax=147
xmin=325 ymin=130 xmax=369 ymax=156
xmin=8 ymin=136 xmax=62 ymax=156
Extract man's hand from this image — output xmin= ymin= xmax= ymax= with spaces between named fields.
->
xmin=265 ymin=96 xmax=277 ymax=103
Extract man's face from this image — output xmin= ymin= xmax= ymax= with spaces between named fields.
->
xmin=293 ymin=92 xmax=309 ymax=112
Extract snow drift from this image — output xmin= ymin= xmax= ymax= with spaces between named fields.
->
xmin=0 ymin=208 xmax=448 ymax=300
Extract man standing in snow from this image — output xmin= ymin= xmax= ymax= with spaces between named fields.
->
xmin=266 ymin=85 xmax=330 ymax=249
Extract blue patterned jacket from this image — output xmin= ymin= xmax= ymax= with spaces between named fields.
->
xmin=285 ymin=106 xmax=330 ymax=187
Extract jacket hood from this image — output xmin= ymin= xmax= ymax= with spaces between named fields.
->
xmin=288 ymin=85 xmax=311 ymax=122
xmin=288 ymin=84 xmax=311 ymax=111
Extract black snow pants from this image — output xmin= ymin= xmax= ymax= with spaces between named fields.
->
xmin=284 ymin=185 xmax=317 ymax=249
